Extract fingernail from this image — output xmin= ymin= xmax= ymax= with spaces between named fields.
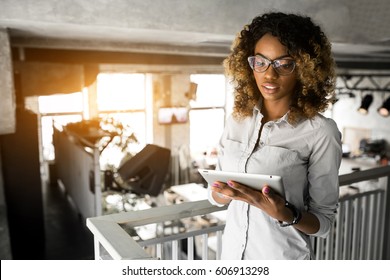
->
xmin=263 ymin=186 xmax=270 ymax=194
xmin=212 ymin=183 xmax=220 ymax=188
xmin=227 ymin=180 xmax=234 ymax=187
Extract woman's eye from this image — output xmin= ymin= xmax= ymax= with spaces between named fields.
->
xmin=255 ymin=61 xmax=266 ymax=67
xmin=285 ymin=63 xmax=295 ymax=69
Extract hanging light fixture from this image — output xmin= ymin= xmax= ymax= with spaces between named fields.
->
xmin=357 ymin=94 xmax=373 ymax=115
xmin=378 ymin=96 xmax=390 ymax=117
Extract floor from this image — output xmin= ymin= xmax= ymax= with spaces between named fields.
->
xmin=0 ymin=178 xmax=95 ymax=260
xmin=42 ymin=180 xmax=94 ymax=260
xmin=0 ymin=205 xmax=12 ymax=259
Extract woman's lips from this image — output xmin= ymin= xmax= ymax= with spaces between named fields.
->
xmin=262 ymin=83 xmax=279 ymax=93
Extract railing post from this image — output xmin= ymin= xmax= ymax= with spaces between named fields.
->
xmin=94 ymin=238 xmax=101 ymax=260
xmin=383 ymin=174 xmax=390 ymax=259
xmin=216 ymin=230 xmax=223 ymax=260
xmin=351 ymin=198 xmax=361 ymax=260
xmin=187 ymin=237 xmax=194 ymax=260
xmin=93 ymin=148 xmax=102 ymax=217
xmin=202 ymin=234 xmax=208 ymax=260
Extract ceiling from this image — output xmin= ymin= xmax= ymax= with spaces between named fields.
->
xmin=1 ymin=0 xmax=390 ymax=70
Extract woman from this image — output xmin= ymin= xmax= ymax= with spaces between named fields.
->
xmin=208 ymin=12 xmax=342 ymax=259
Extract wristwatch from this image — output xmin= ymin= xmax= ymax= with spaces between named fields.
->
xmin=279 ymin=200 xmax=302 ymax=227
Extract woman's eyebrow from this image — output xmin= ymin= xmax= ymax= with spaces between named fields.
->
xmin=254 ymin=53 xmax=292 ymax=60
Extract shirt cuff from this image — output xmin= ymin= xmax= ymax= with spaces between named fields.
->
xmin=207 ymin=185 xmax=227 ymax=207
xmin=310 ymin=211 xmax=333 ymax=238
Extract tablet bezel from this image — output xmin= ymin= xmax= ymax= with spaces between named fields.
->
xmin=198 ymin=169 xmax=285 ymax=197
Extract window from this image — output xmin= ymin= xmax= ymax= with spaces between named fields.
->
xmin=39 ymin=92 xmax=84 ymax=114
xmin=38 ymin=92 xmax=84 ymax=161
xmin=190 ymin=74 xmax=226 ymax=108
xmin=40 ymin=114 xmax=83 ymax=161
xmin=38 ymin=73 xmax=232 ymax=171
xmin=96 ymin=73 xmax=147 ymax=168
xmin=98 ymin=111 xmax=146 ymax=168
xmin=39 ymin=74 xmax=148 ymax=165
xmin=189 ymin=74 xmax=233 ymax=167
xmin=97 ymin=73 xmax=145 ymax=111
xmin=96 ymin=73 xmax=147 ymax=143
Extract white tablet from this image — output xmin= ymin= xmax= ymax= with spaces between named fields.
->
xmin=198 ymin=169 xmax=285 ymax=197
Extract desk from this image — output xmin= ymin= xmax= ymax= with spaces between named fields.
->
xmin=169 ymin=183 xmax=226 ymax=256
xmin=339 ymin=157 xmax=385 ymax=196
xmin=170 ymin=183 xmax=207 ymax=201
xmin=340 ymin=157 xmax=380 ymax=175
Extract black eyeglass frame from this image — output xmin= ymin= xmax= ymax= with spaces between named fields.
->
xmin=247 ymin=55 xmax=296 ymax=76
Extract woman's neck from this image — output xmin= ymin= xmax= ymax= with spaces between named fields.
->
xmin=261 ymin=100 xmax=290 ymax=123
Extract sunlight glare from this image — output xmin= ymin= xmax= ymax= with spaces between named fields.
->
xmin=97 ymin=73 xmax=145 ymax=111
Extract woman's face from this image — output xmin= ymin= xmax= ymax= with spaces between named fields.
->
xmin=253 ymin=33 xmax=298 ymax=104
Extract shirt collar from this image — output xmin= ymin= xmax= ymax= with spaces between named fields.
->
xmin=253 ymin=100 xmax=296 ymax=128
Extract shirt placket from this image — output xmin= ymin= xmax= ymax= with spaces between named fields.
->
xmin=259 ymin=122 xmax=273 ymax=148
xmin=238 ymin=115 xmax=273 ymax=259
xmin=238 ymin=114 xmax=263 ymax=173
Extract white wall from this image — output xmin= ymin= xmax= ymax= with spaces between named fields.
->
xmin=332 ymin=92 xmax=390 ymax=155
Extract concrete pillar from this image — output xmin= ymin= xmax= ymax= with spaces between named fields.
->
xmin=170 ymin=74 xmax=190 ymax=151
xmin=0 ymin=29 xmax=16 ymax=135
xmin=152 ymin=74 xmax=191 ymax=150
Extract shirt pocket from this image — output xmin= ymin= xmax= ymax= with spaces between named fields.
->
xmin=246 ymin=145 xmax=302 ymax=176
xmin=247 ymin=146 xmax=308 ymax=203
xmin=220 ymin=138 xmax=246 ymax=171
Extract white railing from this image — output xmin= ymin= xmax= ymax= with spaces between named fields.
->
xmin=312 ymin=188 xmax=386 ymax=259
xmin=86 ymin=165 xmax=390 ymax=260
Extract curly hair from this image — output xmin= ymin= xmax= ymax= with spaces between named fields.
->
xmin=224 ymin=12 xmax=336 ymax=123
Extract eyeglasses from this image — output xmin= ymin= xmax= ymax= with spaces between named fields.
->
xmin=247 ymin=55 xmax=296 ymax=75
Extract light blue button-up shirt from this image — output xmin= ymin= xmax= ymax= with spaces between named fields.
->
xmin=208 ymin=104 xmax=342 ymax=259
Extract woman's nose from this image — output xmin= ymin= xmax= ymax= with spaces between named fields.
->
xmin=263 ymin=65 xmax=279 ymax=79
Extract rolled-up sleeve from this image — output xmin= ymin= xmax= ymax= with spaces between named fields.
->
xmin=307 ymin=119 xmax=342 ymax=238
xmin=206 ymin=127 xmax=228 ymax=207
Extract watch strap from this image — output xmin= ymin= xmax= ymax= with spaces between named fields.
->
xmin=279 ymin=200 xmax=302 ymax=227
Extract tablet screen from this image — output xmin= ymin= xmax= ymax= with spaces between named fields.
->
xmin=198 ymin=169 xmax=285 ymax=197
